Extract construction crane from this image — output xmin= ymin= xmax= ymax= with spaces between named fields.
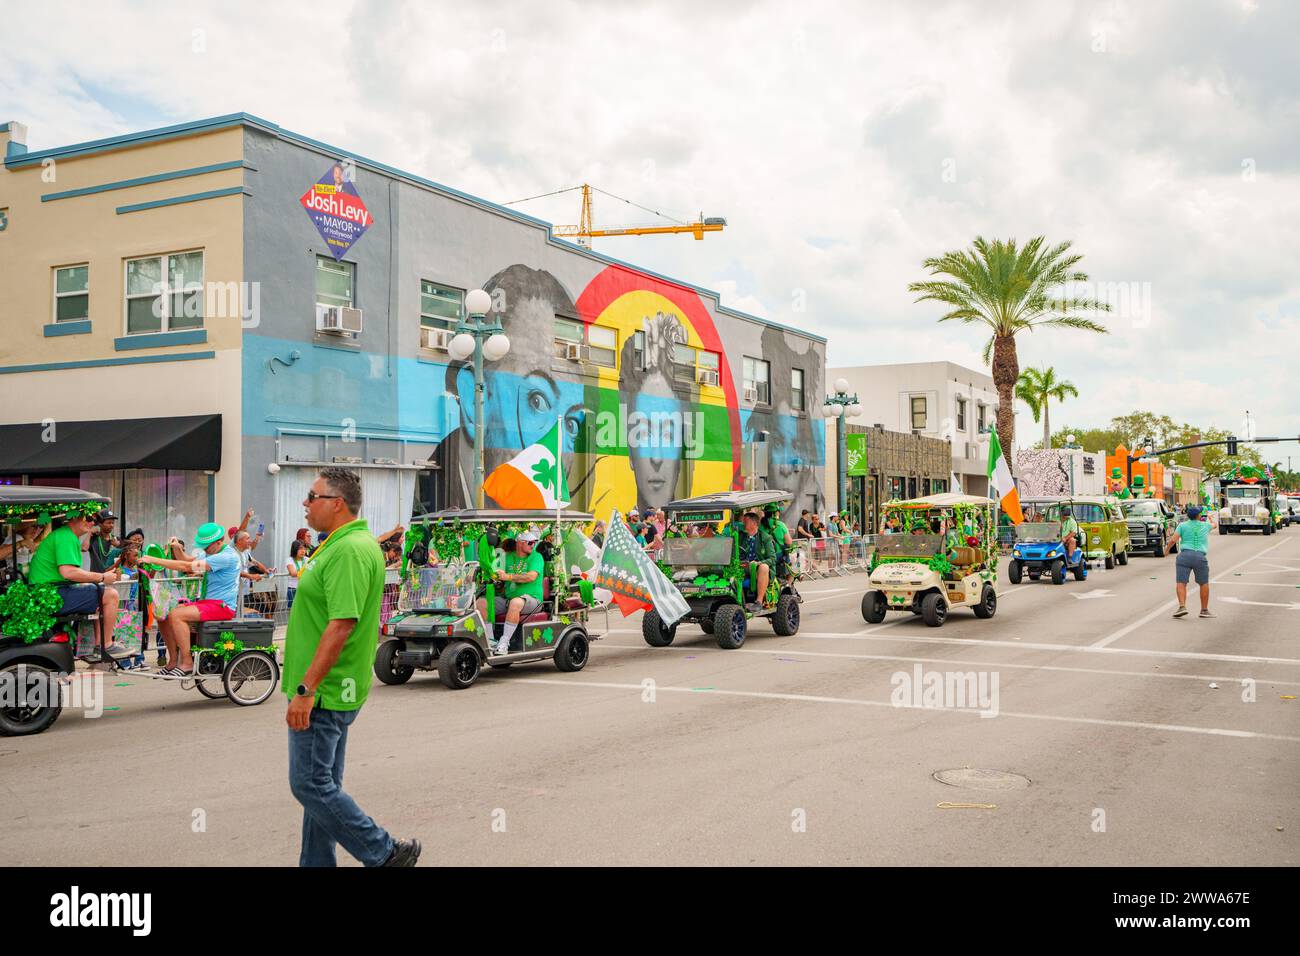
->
xmin=505 ymin=183 xmax=726 ymax=249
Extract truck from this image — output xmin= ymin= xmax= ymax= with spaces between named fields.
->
xmin=1215 ymin=472 xmax=1279 ymax=535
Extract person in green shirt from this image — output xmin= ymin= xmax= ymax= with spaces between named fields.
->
xmin=730 ymin=511 xmax=778 ymax=610
xmin=1169 ymin=504 xmax=1213 ymax=619
xmin=28 ymin=511 xmax=126 ymax=658
xmin=761 ymin=503 xmax=793 ymax=584
xmin=1059 ymin=505 xmax=1081 ymax=563
xmin=283 ymin=467 xmax=420 ymax=867
xmin=486 ymin=529 xmax=545 ymax=656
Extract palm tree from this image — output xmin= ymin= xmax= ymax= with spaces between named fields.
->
xmin=908 ymin=236 xmax=1109 ymax=454
xmin=1015 ymin=366 xmax=1078 ymax=450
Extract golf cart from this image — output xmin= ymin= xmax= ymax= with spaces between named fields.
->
xmin=374 ymin=509 xmax=604 ymax=690
xmin=1008 ymin=520 xmax=1088 ymax=585
xmin=642 ymin=490 xmax=802 ymax=650
xmin=860 ymin=493 xmax=998 ymax=627
xmin=0 ymin=487 xmax=110 ymax=736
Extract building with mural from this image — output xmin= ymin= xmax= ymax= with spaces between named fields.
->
xmin=0 ymin=114 xmax=826 ymax=560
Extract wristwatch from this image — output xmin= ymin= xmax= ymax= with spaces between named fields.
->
xmin=295 ymin=683 xmax=311 ymax=698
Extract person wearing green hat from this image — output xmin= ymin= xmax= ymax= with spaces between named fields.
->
xmin=133 ymin=521 xmax=240 ymax=676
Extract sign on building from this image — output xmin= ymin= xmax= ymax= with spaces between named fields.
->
xmin=846 ymin=433 xmax=868 ymax=476
xmin=300 ymin=161 xmax=374 ymax=260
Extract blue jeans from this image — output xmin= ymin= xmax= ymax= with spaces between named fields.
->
xmin=288 ymin=706 xmax=394 ymax=867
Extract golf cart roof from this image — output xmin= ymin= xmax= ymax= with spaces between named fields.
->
xmin=0 ymin=485 xmax=110 ymax=520
xmin=887 ymin=493 xmax=996 ymax=510
xmin=662 ymin=490 xmax=792 ymax=513
xmin=418 ymin=508 xmax=594 ymax=524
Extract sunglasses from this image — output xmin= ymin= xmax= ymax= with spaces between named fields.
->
xmin=305 ymin=491 xmax=342 ymax=503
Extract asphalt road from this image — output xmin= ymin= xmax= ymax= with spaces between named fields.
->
xmin=4 ymin=528 xmax=1297 ymax=866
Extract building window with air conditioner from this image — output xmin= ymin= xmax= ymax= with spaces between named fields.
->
xmin=419 ymin=279 xmax=462 ymax=351
xmin=697 ymin=349 xmax=720 ymax=388
xmin=910 ymin=395 xmax=927 ymax=431
xmin=743 ymin=356 xmax=770 ymax=405
xmin=588 ymin=325 xmax=617 ymax=367
xmin=315 ymin=255 xmax=360 ymax=335
xmin=791 ymin=367 xmax=805 ymax=411
xmin=553 ymin=316 xmax=590 ymax=362
xmin=124 ymin=250 xmax=204 ymax=334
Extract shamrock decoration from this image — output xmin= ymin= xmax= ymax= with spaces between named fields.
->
xmin=540 ymin=627 xmax=555 ymax=645
xmin=530 ymin=458 xmax=557 ymax=493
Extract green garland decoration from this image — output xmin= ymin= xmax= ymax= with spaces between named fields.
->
xmin=927 ymin=554 xmax=953 ymax=575
xmin=0 ymin=500 xmax=106 ymax=524
xmin=198 ymin=639 xmax=276 ymax=663
xmin=0 ymin=580 xmax=63 ymax=643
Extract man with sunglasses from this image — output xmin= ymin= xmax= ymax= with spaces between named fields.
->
xmin=283 ymin=468 xmax=420 ymax=867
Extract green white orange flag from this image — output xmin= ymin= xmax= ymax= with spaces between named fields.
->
xmin=986 ymin=429 xmax=1024 ymax=524
xmin=482 ymin=421 xmax=571 ymax=509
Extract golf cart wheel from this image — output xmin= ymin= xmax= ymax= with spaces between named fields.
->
xmin=1105 ymin=551 xmax=1116 ymax=570
xmin=1153 ymin=538 xmax=1165 ymax=557
xmin=920 ymin=592 xmax=947 ymax=628
xmin=973 ymin=584 xmax=997 ymax=619
xmin=554 ymin=628 xmax=589 ymax=673
xmin=194 ymin=654 xmax=228 ymax=699
xmin=1007 ymin=560 xmax=1022 ymax=584
xmin=772 ymin=593 xmax=801 ymax=636
xmin=1073 ymin=560 xmax=1087 ymax=581
xmin=438 ymin=641 xmax=480 ymax=689
xmin=1117 ymin=548 xmax=1129 ymax=564
xmin=699 ymin=612 xmax=715 ymax=635
xmin=374 ymin=639 xmax=414 ymax=685
xmin=0 ymin=663 xmax=63 ymax=737
xmin=641 ymin=609 xmax=676 ymax=648
xmin=713 ymin=604 xmax=747 ymax=649
xmin=222 ymin=651 xmax=279 ymax=706
xmin=861 ymin=590 xmax=887 ymax=624
xmin=1050 ymin=560 xmax=1066 ymax=585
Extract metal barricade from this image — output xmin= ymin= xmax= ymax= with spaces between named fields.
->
xmin=240 ymin=568 xmax=406 ymax=631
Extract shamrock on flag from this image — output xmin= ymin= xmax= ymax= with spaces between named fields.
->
xmin=483 ymin=420 xmax=571 ymax=509
xmin=593 ymin=511 xmax=690 ymax=625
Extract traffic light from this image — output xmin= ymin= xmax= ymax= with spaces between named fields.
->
xmin=1227 ymin=437 xmax=1239 ymax=456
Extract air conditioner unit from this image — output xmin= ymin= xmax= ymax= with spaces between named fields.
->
xmin=316 ymin=304 xmax=363 ymax=335
xmin=564 ymin=343 xmax=590 ymax=362
xmin=743 ymin=387 xmax=759 ymax=403
xmin=697 ymin=368 xmax=720 ymax=387
xmin=420 ymin=326 xmax=451 ymax=351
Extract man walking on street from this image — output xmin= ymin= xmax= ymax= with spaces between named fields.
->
xmin=284 ymin=467 xmax=420 ymax=867
xmin=1169 ymin=504 xmax=1213 ymax=619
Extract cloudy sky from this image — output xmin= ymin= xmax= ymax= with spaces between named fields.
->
xmin=5 ymin=0 xmax=1298 ymax=459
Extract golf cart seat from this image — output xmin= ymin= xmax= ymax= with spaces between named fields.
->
xmin=522 ymin=611 xmax=551 ymax=625
xmin=951 ymin=546 xmax=980 ymax=568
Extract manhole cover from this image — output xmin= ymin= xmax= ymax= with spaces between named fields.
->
xmin=933 ymin=768 xmax=1031 ymax=791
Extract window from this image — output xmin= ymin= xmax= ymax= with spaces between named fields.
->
xmin=419 ymin=280 xmax=462 ymax=331
xmin=698 ymin=349 xmax=720 ymax=385
xmin=554 ymin=317 xmax=583 ymax=358
xmin=977 ymin=403 xmax=987 ymax=433
xmin=631 ymin=331 xmax=646 ymax=370
xmin=316 ymin=256 xmax=353 ymax=309
xmin=588 ymin=325 xmax=617 ymax=367
xmin=910 ymin=395 xmax=927 ymax=430
xmin=791 ymin=368 xmax=805 ymax=411
xmin=955 ymin=396 xmax=967 ymax=432
xmin=673 ymin=342 xmax=698 ymax=384
xmin=125 ymin=251 xmax=204 ymax=334
xmin=743 ymin=356 xmax=770 ymax=404
xmin=54 ymin=264 xmax=89 ymax=323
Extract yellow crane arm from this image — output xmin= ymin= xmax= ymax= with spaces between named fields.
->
xmin=553 ymin=221 xmax=726 ymax=240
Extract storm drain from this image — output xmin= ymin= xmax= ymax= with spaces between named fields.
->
xmin=932 ymin=768 xmax=1031 ymax=791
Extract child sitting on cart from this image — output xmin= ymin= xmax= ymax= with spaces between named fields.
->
xmin=135 ymin=522 xmax=241 ymax=677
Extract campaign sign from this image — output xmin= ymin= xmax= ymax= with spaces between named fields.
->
xmin=300 ymin=162 xmax=374 ymax=260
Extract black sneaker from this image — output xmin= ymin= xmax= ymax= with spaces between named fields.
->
xmin=383 ymin=838 xmax=421 ymax=867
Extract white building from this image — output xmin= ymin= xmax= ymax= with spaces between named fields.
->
xmin=827 ymin=361 xmax=1000 ymax=496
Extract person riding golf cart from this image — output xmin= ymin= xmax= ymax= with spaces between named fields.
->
xmin=1022 ymin=495 xmax=1130 ymax=568
xmin=859 ymin=493 xmax=998 ymax=627
xmin=375 ymin=509 xmax=604 ymax=690
xmin=1008 ymin=518 xmax=1088 ymax=585
xmin=642 ymin=490 xmax=802 ymax=650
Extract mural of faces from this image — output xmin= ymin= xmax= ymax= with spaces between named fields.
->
xmin=619 ymin=311 xmax=693 ymax=512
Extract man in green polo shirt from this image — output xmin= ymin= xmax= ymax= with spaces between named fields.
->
xmin=487 ymin=529 xmax=545 ymax=656
xmin=1059 ymin=505 xmax=1081 ymax=563
xmin=28 ymin=510 xmax=127 ymax=658
xmin=283 ymin=467 xmax=420 ymax=867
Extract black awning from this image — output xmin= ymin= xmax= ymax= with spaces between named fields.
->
xmin=0 ymin=415 xmax=221 ymax=474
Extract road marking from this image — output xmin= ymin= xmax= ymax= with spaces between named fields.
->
xmin=593 ymin=640 xmax=1300 ymax=686
xmin=1071 ymin=589 xmax=1115 ymax=600
xmin=1090 ymin=538 xmax=1291 ymax=648
xmin=1211 ymin=581 xmax=1300 ymax=588
xmin=1220 ymin=596 xmax=1300 ymax=610
xmin=518 ymin=678 xmax=1300 ymax=743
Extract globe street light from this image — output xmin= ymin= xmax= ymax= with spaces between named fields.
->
xmin=825 ymin=383 xmax=862 ymax=516
xmin=449 ymin=288 xmax=510 ymax=507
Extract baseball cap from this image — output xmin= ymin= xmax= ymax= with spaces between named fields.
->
xmin=195 ymin=522 xmax=225 ymax=547
xmin=1186 ymin=504 xmax=1202 ymax=519
xmin=96 ymin=509 xmax=118 ymax=522
xmin=517 ymin=530 xmax=539 ymax=543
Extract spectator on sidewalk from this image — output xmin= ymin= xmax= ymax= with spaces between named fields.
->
xmin=287 ymin=540 xmax=309 ymax=609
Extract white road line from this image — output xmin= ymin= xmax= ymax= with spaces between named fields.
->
xmin=1090 ymin=538 xmax=1292 ymax=648
xmin=518 ymin=678 xmax=1300 ymax=743
xmin=592 ymin=640 xmax=1300 ymax=686
xmin=1211 ymin=581 xmax=1300 ymax=588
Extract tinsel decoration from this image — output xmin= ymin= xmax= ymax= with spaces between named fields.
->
xmin=0 ymin=580 xmax=63 ymax=643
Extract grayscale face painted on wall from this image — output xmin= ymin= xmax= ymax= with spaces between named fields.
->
xmin=618 ymin=311 xmax=694 ymax=512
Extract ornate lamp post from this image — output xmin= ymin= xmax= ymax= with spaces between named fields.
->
xmin=824 ymin=377 xmax=862 ymax=514
xmin=445 ymin=288 xmax=510 ymax=507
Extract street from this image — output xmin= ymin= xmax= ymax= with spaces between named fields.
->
xmin=4 ymin=529 xmax=1297 ymax=867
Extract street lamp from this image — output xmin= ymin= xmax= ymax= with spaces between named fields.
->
xmin=825 ymin=380 xmax=862 ymax=515
xmin=446 ymin=288 xmax=510 ymax=507
xmin=1064 ymin=433 xmax=1080 ymax=493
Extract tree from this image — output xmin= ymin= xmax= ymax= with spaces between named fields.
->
xmin=909 ymin=236 xmax=1109 ymax=455
xmin=1015 ymin=366 xmax=1078 ymax=450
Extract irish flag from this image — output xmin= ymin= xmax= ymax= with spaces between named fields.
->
xmin=986 ymin=429 xmax=1024 ymax=524
xmin=482 ymin=421 xmax=571 ymax=509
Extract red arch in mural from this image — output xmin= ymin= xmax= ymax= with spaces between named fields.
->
xmin=574 ymin=264 xmax=743 ymax=488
